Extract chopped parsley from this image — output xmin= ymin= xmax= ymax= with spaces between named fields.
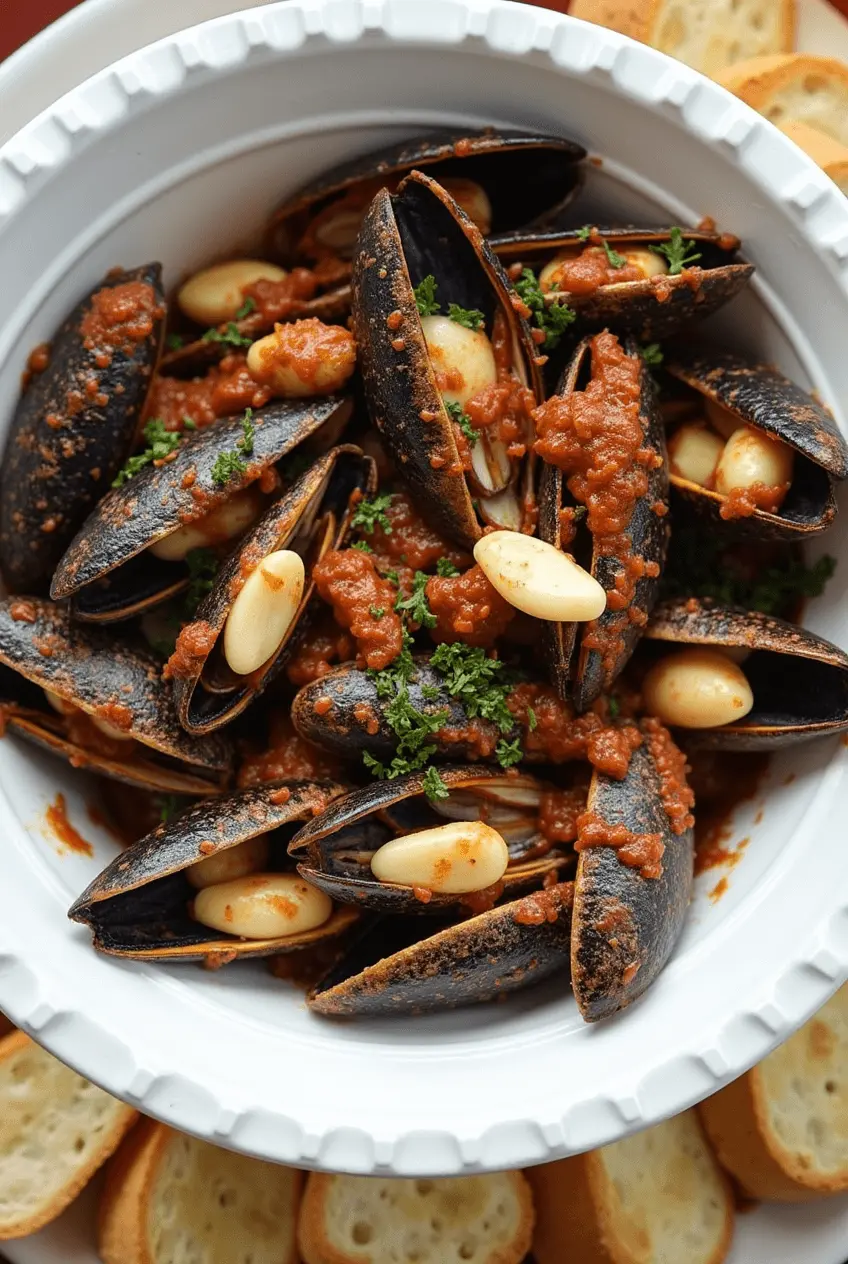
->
xmin=526 ymin=705 xmax=537 ymax=731
xmin=382 ymin=568 xmax=400 ymax=587
xmin=351 ymin=540 xmax=374 ymax=554
xmin=364 ymin=630 xmax=449 ymax=794
xmin=210 ymin=410 xmax=254 ymax=486
xmin=112 ymin=419 xmax=184 ymax=488
xmin=183 ymin=548 xmax=220 ymax=617
xmin=239 ymin=409 xmax=255 ymax=456
xmin=395 ymin=571 xmax=437 ymax=629
xmin=234 ymin=296 xmax=256 ymax=320
xmin=436 ymin=557 xmax=460 ymax=578
xmin=576 ymin=225 xmax=593 ymax=241
xmin=421 ymin=684 xmax=441 ymax=701
xmin=651 ymin=227 xmax=702 ymax=276
xmin=182 ymin=417 xmax=197 ymax=431
xmin=495 ymin=738 xmax=523 ymax=769
xmin=445 ymin=400 xmax=479 ymax=447
xmin=572 ymin=505 xmax=587 ymax=521
xmin=370 ymin=606 xmax=385 ymax=620
xmin=414 ymin=275 xmax=440 ymax=317
xmin=513 ymin=267 xmax=576 ymax=351
xmin=159 ymin=795 xmax=181 ymax=823
xmin=429 ymin=642 xmax=516 ymax=751
xmin=165 ymin=333 xmax=185 ymax=351
xmin=201 ymin=322 xmax=253 ymax=348
xmin=608 ymin=696 xmax=621 ymax=719
xmin=601 ymin=239 xmax=627 ymax=269
xmin=422 ymin=766 xmax=450 ymax=801
xmin=447 ymin=303 xmax=484 ymax=331
xmin=639 ymin=343 xmax=664 ymax=367
xmin=352 ymin=493 xmax=394 ymax=536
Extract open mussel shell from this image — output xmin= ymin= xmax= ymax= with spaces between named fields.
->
xmin=0 ymin=265 xmax=166 ymax=593
xmin=539 ymin=335 xmax=670 ymax=708
xmin=50 ymin=395 xmax=352 ymax=622
xmin=171 ymin=446 xmax=375 ymax=734
xmin=572 ymin=738 xmax=694 ymax=1022
xmin=353 ymin=170 xmax=542 ymax=550
xmin=666 ymin=350 xmax=848 ymax=540
xmin=644 ymin=598 xmax=848 ymax=749
xmin=308 ymin=881 xmax=574 ymax=1017
xmin=493 ymin=227 xmax=753 ymax=343
xmin=268 ymin=128 xmax=586 ymax=263
xmin=0 ymin=599 xmax=232 ymax=793
xmin=288 ymin=765 xmax=566 ymax=916
xmin=69 ymin=781 xmax=355 ymax=962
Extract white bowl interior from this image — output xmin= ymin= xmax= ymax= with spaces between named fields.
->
xmin=0 ymin=1 xmax=847 ymax=1174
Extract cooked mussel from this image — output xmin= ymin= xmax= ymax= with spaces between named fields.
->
xmin=534 ymin=332 xmax=670 ymax=708
xmin=307 ymin=882 xmax=575 ymax=1017
xmin=50 ymin=395 xmax=352 ymax=623
xmin=642 ymin=598 xmax=848 ymax=749
xmin=664 ymin=349 xmax=848 ymax=540
xmin=0 ymin=599 xmax=231 ymax=794
xmin=353 ymin=170 xmax=543 ymax=549
xmin=0 ymin=265 xmax=166 ymax=592
xmin=288 ymin=765 xmax=571 ymax=916
xmin=493 ymin=226 xmax=752 ymax=347
xmin=268 ymin=128 xmax=586 ymax=265
xmin=169 ymin=445 xmax=375 ymax=734
xmin=571 ymin=729 xmax=694 ymax=1021
xmin=69 ymin=781 xmax=357 ymax=962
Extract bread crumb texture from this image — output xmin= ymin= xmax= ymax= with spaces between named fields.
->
xmin=594 ymin=1110 xmax=731 ymax=1264
xmin=759 ymin=986 xmax=848 ymax=1181
xmin=148 ymin=1132 xmax=300 ymax=1264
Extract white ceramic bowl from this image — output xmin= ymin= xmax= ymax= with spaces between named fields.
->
xmin=1 ymin=0 xmax=848 ymax=1177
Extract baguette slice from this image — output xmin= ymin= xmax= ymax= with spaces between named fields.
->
xmin=99 ymin=1118 xmax=302 ymax=1264
xmin=718 ymin=54 xmax=848 ymax=146
xmin=569 ymin=0 xmax=794 ymax=78
xmin=699 ymin=984 xmax=848 ymax=1202
xmin=298 ymin=1171 xmax=534 ymax=1264
xmin=778 ymin=120 xmax=848 ymax=194
xmin=0 ymin=1030 xmax=137 ymax=1239
xmin=529 ymin=1109 xmax=733 ymax=1264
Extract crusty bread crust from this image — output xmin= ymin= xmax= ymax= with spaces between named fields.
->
xmin=530 ymin=1112 xmax=733 ymax=1264
xmin=298 ymin=1171 xmax=533 ymax=1264
xmin=778 ymin=120 xmax=848 ymax=191
xmin=0 ymin=1031 xmax=138 ymax=1239
xmin=718 ymin=54 xmax=848 ymax=146
xmin=569 ymin=0 xmax=658 ymax=42
xmin=99 ymin=1119 xmax=172 ymax=1264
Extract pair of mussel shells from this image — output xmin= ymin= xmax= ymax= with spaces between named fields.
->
xmin=71 ymin=748 xmax=693 ymax=1023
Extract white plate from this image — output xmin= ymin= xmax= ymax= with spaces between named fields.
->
xmin=1 ymin=0 xmax=848 ymax=1200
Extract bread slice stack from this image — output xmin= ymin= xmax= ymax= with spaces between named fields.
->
xmin=700 ymin=983 xmax=848 ymax=1201
xmin=777 ymin=120 xmax=848 ymax=193
xmin=99 ymin=1119 xmax=302 ymax=1264
xmin=569 ymin=0 xmax=795 ymax=77
xmin=719 ymin=54 xmax=848 ymax=146
xmin=298 ymin=1170 xmax=534 ymax=1264
xmin=0 ymin=1030 xmax=137 ymax=1239
xmin=528 ymin=1109 xmax=734 ymax=1264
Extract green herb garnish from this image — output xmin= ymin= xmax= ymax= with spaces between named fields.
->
xmin=495 ymin=738 xmax=523 ymax=769
xmin=639 ymin=343 xmax=664 ymax=367
xmin=422 ymin=766 xmax=450 ymax=802
xmin=211 ymin=451 xmax=248 ymax=487
xmin=234 ymin=296 xmax=256 ymax=320
xmin=447 ymin=303 xmax=484 ymax=331
xmin=182 ymin=417 xmax=197 ymax=430
xmin=395 ymin=571 xmax=437 ymax=629
xmin=526 ymin=705 xmax=537 ymax=731
xmin=514 ymin=268 xmax=576 ymax=352
xmin=436 ymin=557 xmax=460 ymax=578
xmin=370 ymin=606 xmax=386 ymax=620
xmin=159 ymin=795 xmax=181 ymax=823
xmin=201 ymin=322 xmax=253 ymax=348
xmin=445 ymin=400 xmax=479 ymax=447
xmin=382 ymin=568 xmax=400 ymax=587
xmin=112 ymin=419 xmax=184 ymax=488
xmin=166 ymin=333 xmax=185 ymax=351
xmin=429 ymin=642 xmax=517 ymax=763
xmin=352 ymin=493 xmax=394 ymax=536
xmin=364 ymin=630 xmax=449 ymax=788
xmin=239 ymin=408 xmax=255 ymax=456
xmin=651 ymin=227 xmax=702 ymax=276
xmin=601 ymin=239 xmax=627 ymax=269
xmin=414 ymin=275 xmax=440 ymax=317
xmin=351 ymin=540 xmax=374 ymax=554
xmin=608 ymin=696 xmax=621 ymax=719
xmin=576 ymin=225 xmax=593 ymax=241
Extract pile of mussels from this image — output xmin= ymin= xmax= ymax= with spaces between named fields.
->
xmin=1 ymin=129 xmax=847 ymax=1024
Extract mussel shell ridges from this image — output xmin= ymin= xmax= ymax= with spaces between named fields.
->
xmin=308 ymin=882 xmax=574 ymax=1017
xmin=644 ymin=598 xmax=848 ymax=749
xmin=571 ymin=740 xmax=694 ymax=1022
xmin=50 ymin=395 xmax=352 ymax=603
xmin=0 ymin=265 xmax=165 ymax=592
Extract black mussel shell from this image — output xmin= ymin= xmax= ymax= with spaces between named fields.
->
xmin=539 ymin=334 xmax=669 ymax=708
xmin=665 ymin=350 xmax=848 ymax=541
xmin=308 ymin=881 xmax=574 ymax=1017
xmin=493 ymin=227 xmax=753 ymax=345
xmin=171 ymin=446 xmax=375 ymax=734
xmin=353 ymin=170 xmax=542 ymax=550
xmin=0 ymin=599 xmax=231 ymax=793
xmin=0 ymin=265 xmax=166 ymax=592
xmin=69 ymin=781 xmax=355 ymax=961
xmin=644 ymin=598 xmax=848 ymax=749
xmin=51 ymin=395 xmax=352 ymax=620
xmin=269 ymin=128 xmax=586 ymax=262
xmin=288 ymin=765 xmax=565 ymax=915
xmin=572 ymin=736 xmax=694 ymax=1022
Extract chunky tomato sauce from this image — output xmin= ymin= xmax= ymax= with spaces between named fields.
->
xmin=248 ymin=318 xmax=356 ymax=392
xmin=506 ymin=682 xmax=642 ymax=778
xmin=237 ymin=710 xmax=344 ymax=785
xmin=539 ymin=785 xmax=589 ymax=843
xmin=426 ymin=564 xmax=515 ymax=647
xmin=146 ymin=354 xmax=272 ymax=431
xmin=80 ymin=280 xmax=163 ymax=362
xmin=575 ymin=811 xmax=665 ymax=880
xmin=312 ymin=548 xmax=404 ymax=670
xmin=164 ymin=620 xmax=218 ymax=681
xmin=286 ymin=616 xmax=355 ymax=687
xmin=540 ymin=246 xmax=645 ymax=296
xmin=719 ymin=481 xmax=790 ymax=521
xmin=369 ymin=491 xmax=470 ymax=574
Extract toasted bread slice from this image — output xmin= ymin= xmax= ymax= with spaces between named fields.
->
xmin=699 ymin=984 xmax=848 ymax=1202
xmin=99 ymin=1118 xmax=302 ymax=1264
xmin=569 ymin=0 xmax=794 ymax=78
xmin=0 ymin=1030 xmax=137 ymax=1239
xmin=718 ymin=54 xmax=848 ymax=146
xmin=297 ymin=1171 xmax=534 ymax=1264
xmin=529 ymin=1109 xmax=733 ymax=1264
xmin=778 ymin=120 xmax=848 ymax=194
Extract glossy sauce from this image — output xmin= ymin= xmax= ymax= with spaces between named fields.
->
xmin=426 ymin=564 xmax=515 ymax=647
xmin=145 ymin=353 xmax=272 ymax=431
xmin=312 ymin=548 xmax=404 ymax=670
xmin=45 ymin=792 xmax=94 ymax=857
